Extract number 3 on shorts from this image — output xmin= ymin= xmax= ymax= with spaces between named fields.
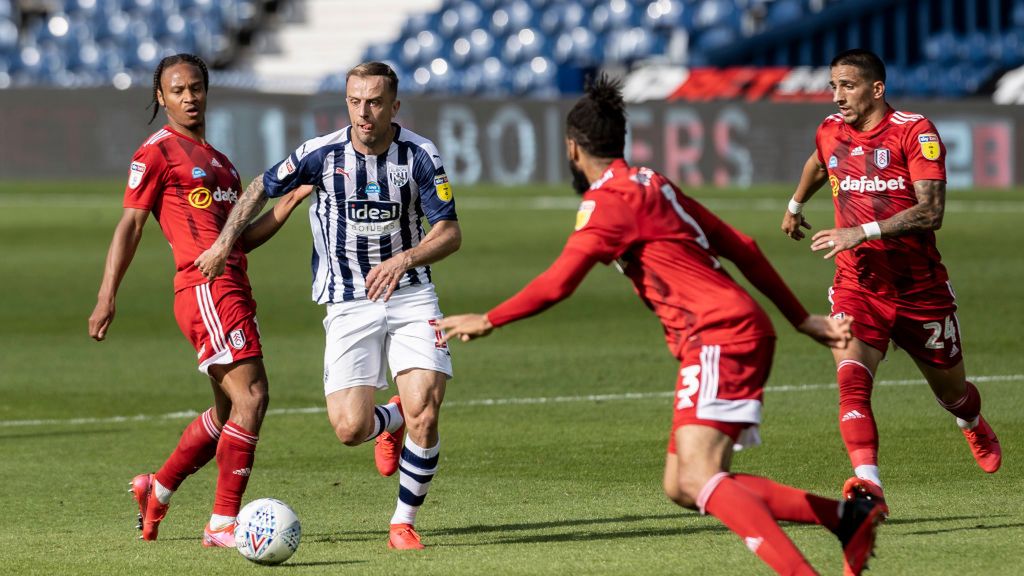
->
xmin=676 ymin=365 xmax=701 ymax=409
xmin=923 ymin=315 xmax=958 ymax=350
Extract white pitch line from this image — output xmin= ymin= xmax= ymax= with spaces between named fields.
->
xmin=2 ymin=374 xmax=1021 ymax=429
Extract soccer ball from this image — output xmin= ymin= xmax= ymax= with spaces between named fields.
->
xmin=234 ymin=498 xmax=302 ymax=565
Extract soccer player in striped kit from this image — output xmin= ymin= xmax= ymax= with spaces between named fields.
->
xmin=441 ymin=75 xmax=884 ymax=575
xmin=89 ymin=54 xmax=310 ymax=546
xmin=196 ymin=62 xmax=460 ymax=549
xmin=781 ymin=49 xmax=1001 ymax=513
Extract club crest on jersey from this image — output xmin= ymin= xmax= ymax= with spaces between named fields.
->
xmin=851 ymin=146 xmax=864 ymax=156
xmin=575 ymin=200 xmax=596 ymax=230
xmin=387 ymin=164 xmax=410 ymax=188
xmin=128 ymin=161 xmax=146 ymax=189
xmin=229 ymin=329 xmax=245 ymax=350
xmin=188 ymin=187 xmax=213 ymax=209
xmin=192 ymin=167 xmax=207 ymax=179
xmin=873 ymin=148 xmax=890 ymax=169
xmin=828 ymin=155 xmax=838 ymax=169
xmin=434 ymin=173 xmax=453 ymax=202
xmin=919 ymin=133 xmax=941 ymax=160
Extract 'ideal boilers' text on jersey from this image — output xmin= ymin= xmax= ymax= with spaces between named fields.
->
xmin=565 ymin=160 xmax=777 ymax=356
xmin=263 ymin=124 xmax=457 ymax=303
xmin=816 ymin=107 xmax=948 ymax=295
xmin=124 ymin=126 xmax=247 ymax=292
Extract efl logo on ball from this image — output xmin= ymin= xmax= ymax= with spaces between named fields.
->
xmin=234 ymin=498 xmax=301 ymax=565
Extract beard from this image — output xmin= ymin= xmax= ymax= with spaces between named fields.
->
xmin=568 ymin=160 xmax=590 ymax=195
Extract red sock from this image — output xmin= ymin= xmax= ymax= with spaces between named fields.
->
xmin=937 ymin=380 xmax=981 ymax=422
xmin=732 ymin=474 xmax=840 ymax=532
xmin=837 ymin=360 xmax=878 ymax=469
xmin=213 ymin=421 xmax=258 ymax=517
xmin=700 ymin=473 xmax=817 ymax=576
xmin=155 ymin=408 xmax=220 ymax=491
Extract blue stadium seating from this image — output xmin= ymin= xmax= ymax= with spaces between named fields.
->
xmin=1 ymin=0 xmax=1021 ymax=98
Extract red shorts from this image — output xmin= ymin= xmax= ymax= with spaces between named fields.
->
xmin=828 ymin=281 xmax=962 ymax=369
xmin=173 ymin=279 xmax=262 ymax=375
xmin=667 ymin=337 xmax=774 ymax=454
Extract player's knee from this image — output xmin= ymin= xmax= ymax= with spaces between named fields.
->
xmin=405 ymin=407 xmax=439 ymax=440
xmin=663 ymin=479 xmax=698 ymax=509
xmin=330 ymin=415 xmax=371 ymax=446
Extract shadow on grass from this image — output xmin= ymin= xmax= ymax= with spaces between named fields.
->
xmin=902 ymin=521 xmax=1024 ymax=536
xmin=305 ymin=513 xmax=721 ymax=547
xmin=280 ymin=560 xmax=367 ymax=567
xmin=883 ymin=514 xmax=1008 ymax=526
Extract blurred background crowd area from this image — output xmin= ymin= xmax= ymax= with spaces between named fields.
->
xmin=2 ymin=0 xmax=1024 ymax=102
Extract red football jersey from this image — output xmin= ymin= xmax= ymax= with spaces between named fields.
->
xmin=123 ymin=126 xmax=248 ymax=292
xmin=816 ymin=107 xmax=948 ymax=295
xmin=563 ymin=160 xmax=791 ymax=356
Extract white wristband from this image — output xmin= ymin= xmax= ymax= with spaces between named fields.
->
xmin=861 ymin=221 xmax=881 ymax=241
xmin=787 ymin=198 xmax=804 ymax=215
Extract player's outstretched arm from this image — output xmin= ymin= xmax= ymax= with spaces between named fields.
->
xmin=365 ymin=219 xmax=462 ymax=302
xmin=796 ymin=314 xmax=853 ymax=349
xmin=89 ymin=208 xmax=149 ymax=341
xmin=240 ymin=185 xmax=313 ymax=253
xmin=782 ymin=151 xmax=827 ymax=241
xmin=809 ymin=179 xmax=945 ymax=259
xmin=439 ymin=314 xmax=494 ymax=343
xmin=195 ymin=175 xmax=269 ymax=278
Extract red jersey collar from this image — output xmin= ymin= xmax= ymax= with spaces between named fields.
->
xmin=590 ymin=158 xmax=630 ymax=191
xmin=163 ymin=125 xmax=211 ymax=148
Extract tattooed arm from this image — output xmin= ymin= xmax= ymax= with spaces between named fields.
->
xmin=809 ymin=179 xmax=945 ymax=259
xmin=194 ymin=176 xmax=269 ymax=278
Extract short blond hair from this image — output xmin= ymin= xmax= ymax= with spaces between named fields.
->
xmin=346 ymin=61 xmax=399 ymax=98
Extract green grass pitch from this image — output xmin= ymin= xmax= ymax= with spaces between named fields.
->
xmin=0 ymin=180 xmax=1021 ymax=575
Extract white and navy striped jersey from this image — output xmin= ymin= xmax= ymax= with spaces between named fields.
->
xmin=263 ymin=124 xmax=457 ymax=303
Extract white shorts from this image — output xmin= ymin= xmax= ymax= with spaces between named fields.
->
xmin=322 ymin=283 xmax=453 ymax=395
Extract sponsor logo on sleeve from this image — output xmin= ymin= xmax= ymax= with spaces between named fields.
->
xmin=575 ymin=199 xmax=596 ymax=230
xmin=434 ymin=174 xmax=453 ymax=201
xmin=230 ymin=168 xmax=238 ymax=179
xmin=128 ymin=161 xmax=146 ymax=189
xmin=191 ymin=166 xmax=207 ymax=179
xmin=229 ymin=329 xmax=245 ymax=350
xmin=919 ymin=133 xmax=941 ymax=160
xmin=829 ymin=174 xmax=840 ymax=197
xmin=828 ymin=155 xmax=838 ymax=169
xmin=188 ymin=187 xmax=213 ymax=209
xmin=873 ymin=148 xmax=890 ymax=169
xmin=387 ymin=164 xmax=410 ymax=188
xmin=210 ymin=157 xmax=223 ymax=168
xmin=276 ymin=158 xmax=296 ymax=180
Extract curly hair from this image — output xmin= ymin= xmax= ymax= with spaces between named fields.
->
xmin=566 ymin=73 xmax=627 ymax=158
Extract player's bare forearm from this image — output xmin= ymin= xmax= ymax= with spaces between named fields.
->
xmin=793 ymin=151 xmax=828 ymax=203
xmin=90 ymin=208 xmax=148 ymax=340
xmin=878 ymin=179 xmax=945 ymax=236
xmin=217 ymin=176 xmax=269 ymax=251
xmin=405 ymin=220 xmax=462 ymax=269
xmin=365 ymin=220 xmax=461 ymax=301
xmin=783 ymin=152 xmax=826 ymax=240
xmin=240 ymin=185 xmax=313 ymax=252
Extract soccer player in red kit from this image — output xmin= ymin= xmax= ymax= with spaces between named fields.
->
xmin=781 ymin=49 xmax=1001 ymax=512
xmin=88 ymin=54 xmax=309 ymax=546
xmin=441 ymin=76 xmax=884 ymax=576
